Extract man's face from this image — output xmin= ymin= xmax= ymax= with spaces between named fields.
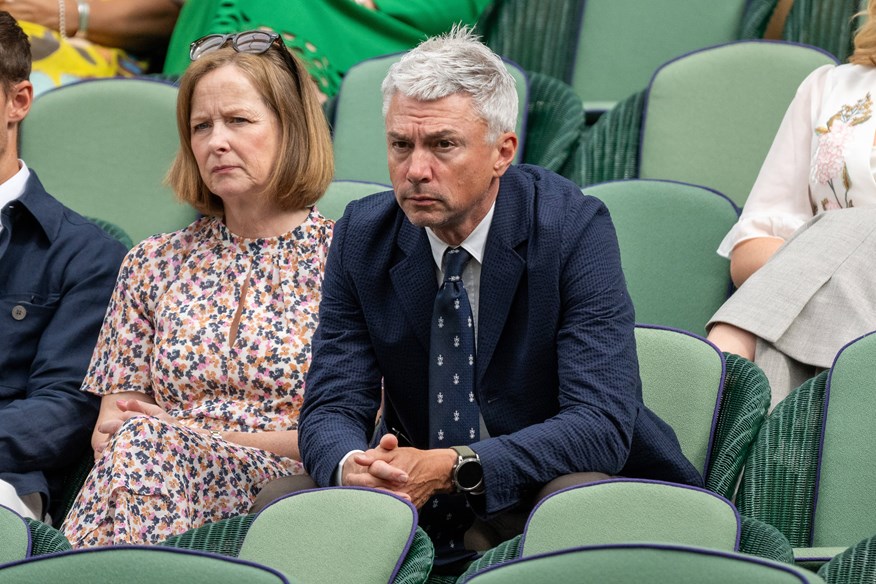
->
xmin=386 ymin=92 xmax=516 ymax=246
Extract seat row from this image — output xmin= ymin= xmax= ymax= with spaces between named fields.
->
xmin=10 ymin=321 xmax=876 ymax=580
xmin=2 ymin=476 xmax=874 ymax=582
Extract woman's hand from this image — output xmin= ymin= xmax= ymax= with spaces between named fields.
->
xmin=96 ymin=399 xmax=176 ymax=436
xmin=91 ymin=392 xmax=161 ymax=460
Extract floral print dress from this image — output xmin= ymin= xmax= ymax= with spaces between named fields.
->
xmin=62 ymin=211 xmax=332 ymax=548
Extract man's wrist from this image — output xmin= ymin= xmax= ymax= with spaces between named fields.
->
xmin=450 ymin=445 xmax=485 ymax=495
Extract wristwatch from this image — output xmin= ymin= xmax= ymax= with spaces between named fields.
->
xmin=451 ymin=445 xmax=484 ymax=495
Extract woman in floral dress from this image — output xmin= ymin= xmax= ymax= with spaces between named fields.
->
xmin=62 ymin=30 xmax=334 ymax=547
xmin=707 ymin=0 xmax=876 ymax=407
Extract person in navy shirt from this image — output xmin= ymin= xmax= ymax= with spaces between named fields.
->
xmin=0 ymin=11 xmax=126 ymax=522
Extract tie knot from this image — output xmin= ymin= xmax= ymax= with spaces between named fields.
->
xmin=443 ymin=247 xmax=471 ymax=282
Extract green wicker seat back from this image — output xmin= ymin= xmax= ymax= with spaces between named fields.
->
xmin=332 ymin=53 xmax=528 ymax=185
xmin=20 ymin=78 xmax=198 ymax=244
xmin=783 ymin=0 xmax=867 ymax=63
xmin=0 ymin=546 xmax=292 ymax=583
xmin=521 ymin=480 xmax=740 ymax=558
xmin=571 ymin=0 xmax=748 ymax=113
xmin=639 ymin=40 xmax=838 ymax=208
xmin=737 ymin=371 xmax=828 ymax=548
xmin=580 ymin=91 xmax=646 ymax=187
xmin=465 ymin=543 xmax=825 ymax=583
xmin=0 ymin=505 xmax=31 ymax=563
xmin=238 ymin=487 xmax=425 ymax=584
xmin=818 ymin=530 xmax=876 ymax=583
xmin=317 ymin=180 xmax=389 ymax=221
xmin=520 ymin=71 xmax=583 ymax=182
xmin=477 ymin=0 xmax=582 ymax=83
xmin=812 ymin=331 xmax=876 ymax=548
xmin=706 ymin=354 xmax=770 ymax=500
xmin=25 ymin=518 xmax=71 ymax=556
xmin=634 ymin=326 xmax=724 ymax=475
xmin=583 ymin=180 xmax=738 ymax=335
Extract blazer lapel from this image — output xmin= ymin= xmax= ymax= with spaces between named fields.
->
xmin=477 ymin=171 xmax=528 ymax=385
xmin=390 ymin=217 xmax=436 ymax=350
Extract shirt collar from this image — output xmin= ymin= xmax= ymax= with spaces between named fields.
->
xmin=0 ymin=160 xmax=30 ymax=209
xmin=426 ymin=201 xmax=496 ymax=270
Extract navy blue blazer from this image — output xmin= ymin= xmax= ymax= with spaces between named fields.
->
xmin=300 ymin=165 xmax=701 ymax=516
xmin=0 ymin=171 xmax=126 ymax=516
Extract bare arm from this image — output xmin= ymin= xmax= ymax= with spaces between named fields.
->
xmin=3 ymin=0 xmax=180 ymax=54
xmin=218 ymin=430 xmax=300 ymax=461
xmin=94 ymin=397 xmax=301 ymax=461
xmin=728 ymin=236 xmax=785 ymax=288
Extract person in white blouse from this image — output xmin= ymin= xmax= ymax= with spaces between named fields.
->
xmin=708 ymin=0 xmax=876 ymax=408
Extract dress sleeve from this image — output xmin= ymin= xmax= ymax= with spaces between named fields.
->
xmin=80 ymin=236 xmax=172 ymax=397
xmin=717 ymin=64 xmax=835 ymax=258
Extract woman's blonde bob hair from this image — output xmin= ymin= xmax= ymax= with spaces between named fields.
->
xmin=167 ymin=41 xmax=333 ymax=216
xmin=850 ymin=0 xmax=876 ymax=65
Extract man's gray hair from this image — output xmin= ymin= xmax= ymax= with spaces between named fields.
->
xmin=381 ymin=25 xmax=518 ymax=143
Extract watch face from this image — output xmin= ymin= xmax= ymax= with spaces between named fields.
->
xmin=456 ymin=458 xmax=484 ymax=490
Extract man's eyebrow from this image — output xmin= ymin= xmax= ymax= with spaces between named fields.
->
xmin=386 ymin=129 xmax=461 ymax=141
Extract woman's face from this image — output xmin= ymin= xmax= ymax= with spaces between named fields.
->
xmin=189 ymin=64 xmax=281 ymax=207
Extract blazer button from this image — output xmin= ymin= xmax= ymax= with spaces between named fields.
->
xmin=11 ymin=305 xmax=26 ymax=320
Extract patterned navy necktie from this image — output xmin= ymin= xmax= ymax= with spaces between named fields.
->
xmin=422 ymin=246 xmax=480 ymax=565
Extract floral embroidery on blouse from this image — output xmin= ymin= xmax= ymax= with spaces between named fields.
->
xmin=811 ymin=92 xmax=872 ymax=211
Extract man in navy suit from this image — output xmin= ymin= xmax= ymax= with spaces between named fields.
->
xmin=298 ymin=26 xmax=700 ymax=571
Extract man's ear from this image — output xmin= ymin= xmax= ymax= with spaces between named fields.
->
xmin=493 ymin=131 xmax=518 ymax=177
xmin=7 ymin=80 xmax=33 ymax=124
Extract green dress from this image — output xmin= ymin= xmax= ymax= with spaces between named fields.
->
xmin=163 ymin=0 xmax=492 ymax=98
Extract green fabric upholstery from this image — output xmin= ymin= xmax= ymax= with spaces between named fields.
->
xmin=25 ymin=518 xmax=72 ymax=556
xmin=332 ymin=53 xmax=527 ymax=185
xmin=86 ymin=217 xmax=134 ymax=250
xmin=164 ymin=489 xmax=433 ymax=584
xmin=464 ymin=544 xmax=825 ymax=583
xmin=521 ymin=480 xmax=739 ymax=557
xmin=705 ymin=354 xmax=770 ymax=500
xmin=639 ymin=40 xmax=838 ymax=208
xmin=737 ymin=371 xmax=828 ymax=548
xmin=583 ymin=180 xmax=738 ymax=336
xmin=458 ymin=535 xmax=523 ymax=582
xmin=580 ymin=91 xmax=645 ymax=187
xmin=634 ymin=326 xmax=724 ymax=475
xmin=19 ymin=78 xmax=198 ymax=244
xmin=238 ymin=488 xmax=419 ymax=584
xmin=0 ymin=547 xmax=292 ymax=583
xmin=783 ymin=0 xmax=867 ymax=63
xmin=571 ymin=0 xmax=748 ymax=113
xmin=819 ymin=532 xmax=876 ymax=583
xmin=317 ymin=180 xmax=389 ymax=221
xmin=0 ymin=506 xmax=30 ymax=563
xmin=520 ymin=72 xmax=584 ymax=183
xmin=477 ymin=0 xmax=582 ymax=83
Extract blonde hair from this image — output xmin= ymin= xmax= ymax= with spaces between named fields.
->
xmin=167 ymin=43 xmax=333 ymax=216
xmin=849 ymin=0 xmax=876 ymax=65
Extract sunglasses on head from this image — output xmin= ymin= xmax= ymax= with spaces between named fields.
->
xmin=189 ymin=30 xmax=302 ymax=91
